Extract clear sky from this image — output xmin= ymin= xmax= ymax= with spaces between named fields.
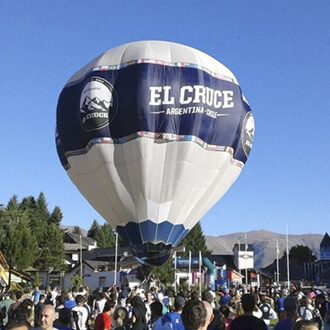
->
xmin=1 ymin=1 xmax=329 ymax=237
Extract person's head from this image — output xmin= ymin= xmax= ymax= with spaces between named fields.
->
xmin=201 ymin=291 xmax=214 ymax=304
xmin=35 ymin=286 xmax=39 ymax=291
xmin=202 ymin=301 xmax=214 ymax=330
xmin=39 ymin=305 xmax=56 ymax=330
xmin=241 ymin=294 xmax=256 ymax=314
xmin=146 ymin=291 xmax=153 ymax=302
xmin=284 ymin=297 xmax=297 ymax=319
xmin=181 ymin=300 xmax=207 ymax=330
xmin=57 ymin=295 xmax=65 ymax=306
xmin=174 ymin=296 xmax=185 ymax=313
xmin=75 ymin=294 xmax=85 ymax=306
xmin=300 ymin=296 xmax=310 ymax=307
xmin=113 ymin=307 xmax=128 ymax=327
xmin=103 ymin=300 xmax=116 ymax=315
xmin=219 ymin=305 xmax=230 ymax=318
xmin=39 ymin=294 xmax=46 ymax=303
xmin=260 ymin=295 xmax=267 ymax=304
xmin=57 ymin=308 xmax=72 ymax=327
xmin=292 ymin=320 xmax=318 ymax=330
xmin=190 ymin=291 xmax=200 ymax=301
xmin=5 ymin=319 xmax=31 ymax=330
xmin=16 ymin=292 xmax=23 ymax=301
xmin=150 ymin=301 xmax=163 ymax=321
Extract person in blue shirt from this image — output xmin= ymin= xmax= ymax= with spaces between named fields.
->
xmin=32 ymin=286 xmax=42 ymax=305
xmin=274 ymin=297 xmax=297 ymax=330
xmin=219 ymin=290 xmax=231 ymax=306
xmin=164 ymin=296 xmax=185 ymax=330
xmin=276 ymin=291 xmax=286 ymax=321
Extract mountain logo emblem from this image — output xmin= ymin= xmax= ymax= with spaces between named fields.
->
xmin=79 ymin=77 xmax=117 ymax=131
xmin=241 ymin=111 xmax=255 ymax=158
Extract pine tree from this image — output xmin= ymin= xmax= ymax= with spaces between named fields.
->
xmin=36 ymin=223 xmax=65 ymax=271
xmin=0 ymin=212 xmax=38 ymax=271
xmin=180 ymin=222 xmax=211 ymax=257
xmin=87 ymin=220 xmax=101 ymax=239
xmin=48 ymin=206 xmax=63 ymax=226
xmin=100 ymin=224 xmax=115 ymax=247
xmin=7 ymin=195 xmax=20 ymax=211
xmin=36 ymin=192 xmax=50 ymax=222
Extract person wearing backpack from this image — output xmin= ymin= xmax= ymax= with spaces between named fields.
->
xmin=299 ymin=296 xmax=323 ymax=330
xmin=259 ymin=295 xmax=277 ymax=330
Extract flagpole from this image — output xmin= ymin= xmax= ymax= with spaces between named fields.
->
xmin=286 ymin=224 xmax=290 ymax=291
xmin=276 ymin=239 xmax=280 ymax=284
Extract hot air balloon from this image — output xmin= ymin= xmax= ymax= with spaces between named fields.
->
xmin=56 ymin=41 xmax=255 ymax=266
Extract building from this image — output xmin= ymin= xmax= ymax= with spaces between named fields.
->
xmin=316 ymin=232 xmax=330 ymax=285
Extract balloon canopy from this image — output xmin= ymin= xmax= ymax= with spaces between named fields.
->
xmin=56 ymin=41 xmax=255 ymax=266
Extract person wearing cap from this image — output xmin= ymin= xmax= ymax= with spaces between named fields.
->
xmin=163 ymin=296 xmax=185 ymax=330
xmin=274 ymin=297 xmax=298 ymax=330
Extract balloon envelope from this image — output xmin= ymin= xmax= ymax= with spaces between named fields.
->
xmin=56 ymin=41 xmax=254 ymax=266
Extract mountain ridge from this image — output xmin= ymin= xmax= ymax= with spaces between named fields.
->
xmin=205 ymin=229 xmax=325 ymax=269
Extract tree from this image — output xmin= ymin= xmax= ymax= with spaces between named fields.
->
xmin=140 ymin=255 xmax=175 ymax=284
xmin=36 ymin=223 xmax=65 ymax=271
xmin=73 ymin=226 xmax=82 ymax=236
xmin=87 ymin=220 xmax=101 ymax=239
xmin=289 ymin=245 xmax=316 ymax=263
xmin=48 ymin=206 xmax=63 ymax=226
xmin=36 ymin=192 xmax=50 ymax=222
xmin=0 ymin=212 xmax=38 ymax=271
xmin=7 ymin=195 xmax=20 ymax=211
xmin=34 ymin=272 xmax=41 ymax=287
xmin=180 ymin=222 xmax=211 ymax=257
xmin=88 ymin=221 xmax=115 ymax=248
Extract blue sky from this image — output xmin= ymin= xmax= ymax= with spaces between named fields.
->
xmin=1 ymin=1 xmax=329 ymax=236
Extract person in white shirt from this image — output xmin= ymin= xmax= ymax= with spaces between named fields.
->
xmin=71 ymin=295 xmax=89 ymax=330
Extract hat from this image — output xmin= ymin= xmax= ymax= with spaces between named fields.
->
xmin=284 ymin=297 xmax=297 ymax=311
xmin=174 ymin=296 xmax=185 ymax=310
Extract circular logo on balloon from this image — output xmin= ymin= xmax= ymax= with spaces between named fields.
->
xmin=241 ymin=112 xmax=255 ymax=157
xmin=79 ymin=77 xmax=117 ymax=131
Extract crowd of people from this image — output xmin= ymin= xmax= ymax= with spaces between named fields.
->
xmin=0 ymin=283 xmax=329 ymax=330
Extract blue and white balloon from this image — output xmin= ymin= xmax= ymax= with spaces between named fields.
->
xmin=56 ymin=41 xmax=255 ymax=266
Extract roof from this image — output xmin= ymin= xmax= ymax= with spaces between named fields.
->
xmin=233 ymin=243 xmax=254 ymax=252
xmin=320 ymin=233 xmax=330 ymax=247
xmin=64 ymin=243 xmax=87 ymax=251
xmin=63 ymin=232 xmax=96 ymax=247
xmin=83 ymin=247 xmax=132 ymax=261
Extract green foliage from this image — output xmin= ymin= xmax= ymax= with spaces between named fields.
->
xmin=71 ymin=274 xmax=83 ymax=288
xmin=37 ymin=223 xmax=65 ymax=271
xmin=34 ymin=272 xmax=41 ymax=287
xmin=87 ymin=220 xmax=115 ymax=248
xmin=180 ymin=222 xmax=211 ymax=257
xmin=289 ymin=245 xmax=316 ymax=263
xmin=0 ymin=193 xmax=65 ymax=272
xmin=141 ymin=256 xmax=175 ymax=284
xmin=48 ymin=206 xmax=63 ymax=226
xmin=0 ymin=209 xmax=39 ymax=270
xmin=73 ymin=226 xmax=82 ymax=236
xmin=87 ymin=220 xmax=100 ymax=239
